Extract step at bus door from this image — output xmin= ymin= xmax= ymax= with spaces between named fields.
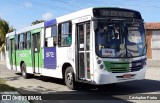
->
xmin=76 ymin=22 xmax=91 ymax=80
xmin=32 ymin=33 xmax=40 ymax=73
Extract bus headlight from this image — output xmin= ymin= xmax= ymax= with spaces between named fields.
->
xmin=97 ymin=60 xmax=102 ymax=64
xmin=100 ymin=64 xmax=104 ymax=69
xmin=96 ymin=57 xmax=99 ymax=60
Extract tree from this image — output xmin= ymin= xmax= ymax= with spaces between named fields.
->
xmin=31 ymin=20 xmax=44 ymax=25
xmin=0 ymin=18 xmax=14 ymax=61
xmin=0 ymin=18 xmax=14 ymax=45
xmin=0 ymin=18 xmax=9 ymax=44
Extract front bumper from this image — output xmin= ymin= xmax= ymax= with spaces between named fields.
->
xmin=93 ymin=67 xmax=147 ymax=85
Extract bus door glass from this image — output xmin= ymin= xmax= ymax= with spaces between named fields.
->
xmin=32 ymin=32 xmax=40 ymax=73
xmin=77 ymin=22 xmax=90 ymax=79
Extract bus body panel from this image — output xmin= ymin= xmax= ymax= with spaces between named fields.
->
xmin=13 ymin=23 xmax=44 ymax=73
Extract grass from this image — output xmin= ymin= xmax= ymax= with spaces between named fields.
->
xmin=0 ymin=78 xmax=16 ymax=92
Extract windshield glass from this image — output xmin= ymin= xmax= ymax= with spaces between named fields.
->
xmin=126 ymin=22 xmax=146 ymax=57
xmin=95 ymin=19 xmax=146 ymax=58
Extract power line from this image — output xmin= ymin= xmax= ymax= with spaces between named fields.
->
xmin=26 ymin=0 xmax=75 ymax=11
xmin=53 ymin=0 xmax=82 ymax=9
xmin=59 ymin=0 xmax=160 ymax=9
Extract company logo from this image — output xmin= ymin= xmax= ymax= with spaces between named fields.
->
xmin=120 ymin=58 xmax=130 ymax=61
xmin=112 ymin=64 xmax=123 ymax=68
xmin=18 ymin=53 xmax=28 ymax=58
xmin=78 ymin=17 xmax=89 ymax=22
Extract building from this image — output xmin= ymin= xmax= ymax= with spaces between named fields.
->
xmin=145 ymin=22 xmax=160 ymax=66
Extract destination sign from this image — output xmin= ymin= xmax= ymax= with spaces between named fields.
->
xmin=100 ymin=10 xmax=134 ymax=17
xmin=93 ymin=8 xmax=141 ymax=19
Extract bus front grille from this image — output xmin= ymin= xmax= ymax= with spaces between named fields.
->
xmin=103 ymin=59 xmax=146 ymax=73
xmin=110 ymin=67 xmax=128 ymax=73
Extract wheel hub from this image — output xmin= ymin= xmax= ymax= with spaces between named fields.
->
xmin=22 ymin=70 xmax=25 ymax=76
xmin=66 ymin=72 xmax=73 ymax=85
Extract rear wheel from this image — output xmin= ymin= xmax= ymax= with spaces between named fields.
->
xmin=21 ymin=63 xmax=29 ymax=79
xmin=65 ymin=66 xmax=76 ymax=90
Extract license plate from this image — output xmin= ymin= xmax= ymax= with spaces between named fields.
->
xmin=123 ymin=74 xmax=132 ymax=79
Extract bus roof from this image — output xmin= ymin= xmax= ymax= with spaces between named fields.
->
xmin=56 ymin=7 xmax=93 ymax=23
xmin=16 ymin=22 xmax=44 ymax=34
xmin=46 ymin=7 xmax=141 ymax=24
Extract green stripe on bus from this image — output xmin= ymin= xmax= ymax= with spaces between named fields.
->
xmin=103 ymin=61 xmax=129 ymax=72
xmin=31 ymin=28 xmax=42 ymax=34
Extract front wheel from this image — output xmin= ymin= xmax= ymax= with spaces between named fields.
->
xmin=65 ymin=66 xmax=76 ymax=90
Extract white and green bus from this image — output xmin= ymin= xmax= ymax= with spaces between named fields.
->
xmin=6 ymin=7 xmax=147 ymax=89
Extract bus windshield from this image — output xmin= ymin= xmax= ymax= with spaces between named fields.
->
xmin=95 ymin=19 xmax=146 ymax=58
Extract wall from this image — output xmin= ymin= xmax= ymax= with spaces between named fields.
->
xmin=146 ymin=30 xmax=160 ymax=67
xmin=151 ymin=30 xmax=160 ymax=60
xmin=146 ymin=30 xmax=152 ymax=59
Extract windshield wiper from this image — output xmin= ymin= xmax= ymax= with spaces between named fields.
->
xmin=111 ymin=18 xmax=125 ymax=21
xmin=92 ymin=17 xmax=110 ymax=21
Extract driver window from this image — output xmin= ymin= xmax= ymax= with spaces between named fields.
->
xmin=96 ymin=22 xmax=122 ymax=57
xmin=128 ymin=25 xmax=142 ymax=44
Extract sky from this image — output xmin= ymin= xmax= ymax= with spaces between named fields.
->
xmin=0 ymin=0 xmax=160 ymax=30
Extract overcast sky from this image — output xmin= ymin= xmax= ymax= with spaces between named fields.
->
xmin=0 ymin=0 xmax=159 ymax=29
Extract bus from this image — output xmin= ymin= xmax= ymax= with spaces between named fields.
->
xmin=5 ymin=7 xmax=147 ymax=90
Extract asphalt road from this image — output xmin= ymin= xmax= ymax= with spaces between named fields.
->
xmin=0 ymin=62 xmax=160 ymax=103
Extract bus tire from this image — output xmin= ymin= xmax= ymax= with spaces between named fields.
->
xmin=65 ymin=66 xmax=76 ymax=90
xmin=21 ymin=63 xmax=29 ymax=79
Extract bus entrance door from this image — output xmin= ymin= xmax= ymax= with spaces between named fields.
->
xmin=9 ymin=39 xmax=16 ymax=69
xmin=76 ymin=22 xmax=91 ymax=80
xmin=32 ymin=33 xmax=40 ymax=74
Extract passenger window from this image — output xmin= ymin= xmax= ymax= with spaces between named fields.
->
xmin=14 ymin=35 xmax=18 ymax=50
xmin=26 ymin=32 xmax=31 ymax=49
xmin=19 ymin=33 xmax=25 ymax=50
xmin=45 ymin=25 xmax=57 ymax=47
xmin=58 ymin=22 xmax=72 ymax=47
